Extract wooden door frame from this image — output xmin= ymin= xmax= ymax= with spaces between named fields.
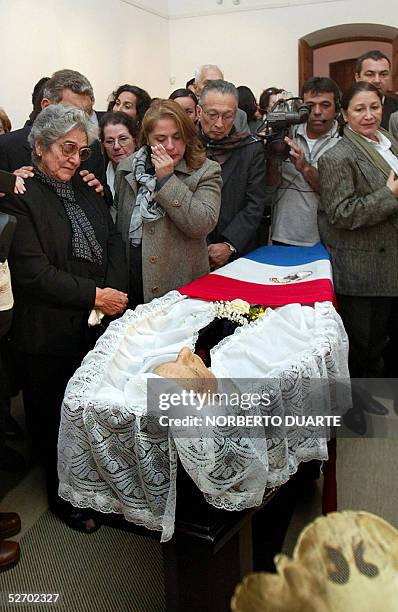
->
xmin=299 ymin=34 xmax=398 ymax=92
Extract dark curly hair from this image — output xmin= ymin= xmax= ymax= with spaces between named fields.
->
xmin=108 ymin=84 xmax=152 ymax=127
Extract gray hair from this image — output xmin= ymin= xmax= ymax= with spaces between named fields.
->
xmin=199 ymin=79 xmax=239 ymax=106
xmin=28 ymin=105 xmax=98 ymax=164
xmin=43 ymin=69 xmax=94 ymax=103
xmin=194 ymin=64 xmax=223 ymax=85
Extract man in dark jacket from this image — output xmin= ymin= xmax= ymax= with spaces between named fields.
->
xmin=198 ymin=80 xmax=267 ymax=268
xmin=0 ymin=69 xmax=110 ymax=202
xmin=355 ymin=49 xmax=398 ymax=130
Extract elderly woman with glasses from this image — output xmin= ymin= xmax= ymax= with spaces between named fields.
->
xmin=0 ymin=104 xmax=128 ymax=533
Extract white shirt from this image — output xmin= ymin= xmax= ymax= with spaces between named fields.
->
xmin=305 ymin=136 xmax=318 ymax=155
xmin=106 ymin=161 xmax=116 ymax=197
xmin=350 ymin=127 xmax=398 ymax=175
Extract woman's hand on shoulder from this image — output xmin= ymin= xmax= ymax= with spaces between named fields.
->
xmin=151 ymin=144 xmax=174 ymax=180
xmin=387 ymin=170 xmax=398 ymax=197
xmin=13 ymin=166 xmax=34 ymax=180
xmin=14 ymin=176 xmax=26 ymax=194
xmin=80 ymin=170 xmax=104 ymax=195
xmin=95 ymin=287 xmax=128 ymax=316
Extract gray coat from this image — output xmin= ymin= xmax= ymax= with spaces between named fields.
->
xmin=389 ymin=110 xmax=398 ymax=143
xmin=115 ymin=156 xmax=222 ymax=302
xmin=318 ymin=136 xmax=398 ymax=296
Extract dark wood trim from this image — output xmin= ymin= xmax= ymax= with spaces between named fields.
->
xmin=392 ymin=35 xmax=398 ymax=90
xmin=298 ymin=38 xmax=314 ymax=94
xmin=299 ymin=30 xmax=398 ymax=92
xmin=312 ymin=35 xmax=393 ymax=50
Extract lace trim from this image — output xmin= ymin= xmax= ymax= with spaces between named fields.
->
xmin=59 ymin=298 xmax=349 ymax=542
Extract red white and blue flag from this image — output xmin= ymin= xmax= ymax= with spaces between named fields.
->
xmin=179 ymin=243 xmax=334 ymax=306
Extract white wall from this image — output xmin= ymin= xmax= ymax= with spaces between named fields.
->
xmin=169 ymin=0 xmax=398 ymax=99
xmin=168 ymin=0 xmax=342 ymax=18
xmin=0 ymin=0 xmax=170 ymax=129
xmin=1 ymin=0 xmax=398 ymax=130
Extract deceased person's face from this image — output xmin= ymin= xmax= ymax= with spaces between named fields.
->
xmin=154 ymin=347 xmax=218 ymax=394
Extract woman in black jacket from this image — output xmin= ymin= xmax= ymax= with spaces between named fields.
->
xmin=0 ymin=105 xmax=128 ymax=532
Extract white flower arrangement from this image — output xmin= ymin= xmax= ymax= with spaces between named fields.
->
xmin=214 ymin=299 xmax=266 ymax=326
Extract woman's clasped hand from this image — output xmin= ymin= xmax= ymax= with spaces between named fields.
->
xmin=95 ymin=287 xmax=128 ymax=316
xmin=386 ymin=169 xmax=398 ymax=196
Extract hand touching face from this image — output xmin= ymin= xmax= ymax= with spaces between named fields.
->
xmin=148 ymin=118 xmax=186 ymax=179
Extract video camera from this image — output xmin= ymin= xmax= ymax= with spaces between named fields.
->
xmin=256 ymin=95 xmax=311 ymax=159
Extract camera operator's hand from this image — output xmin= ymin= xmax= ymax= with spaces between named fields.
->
xmin=285 ymin=136 xmax=320 ymax=193
xmin=285 ymin=137 xmax=306 ymax=172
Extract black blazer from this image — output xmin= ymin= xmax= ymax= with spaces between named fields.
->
xmin=0 ymin=175 xmax=127 ymax=356
xmin=207 ymin=137 xmax=267 ymax=256
xmin=382 ymin=94 xmax=398 ymax=130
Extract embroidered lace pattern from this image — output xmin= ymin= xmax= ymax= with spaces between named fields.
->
xmin=58 ymin=294 xmax=350 ymax=542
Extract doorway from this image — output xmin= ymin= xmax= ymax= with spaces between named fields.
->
xmin=298 ymin=23 xmax=398 ymax=93
xmin=330 ymin=58 xmax=357 ymax=93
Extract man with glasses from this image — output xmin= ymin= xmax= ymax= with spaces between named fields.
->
xmin=0 ymin=69 xmax=108 ymax=199
xmin=198 ymin=80 xmax=267 ymax=268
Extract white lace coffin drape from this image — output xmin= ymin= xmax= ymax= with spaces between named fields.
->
xmin=58 ymin=292 xmax=350 ymax=542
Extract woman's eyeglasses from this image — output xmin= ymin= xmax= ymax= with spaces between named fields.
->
xmin=103 ymin=136 xmax=132 ymax=148
xmin=60 ymin=142 xmax=92 ymax=161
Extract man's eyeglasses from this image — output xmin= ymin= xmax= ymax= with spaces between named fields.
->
xmin=60 ymin=142 xmax=92 ymax=162
xmin=201 ymin=108 xmax=235 ymax=123
xmin=103 ymin=135 xmax=132 ymax=148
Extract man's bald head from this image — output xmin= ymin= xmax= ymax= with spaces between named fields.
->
xmin=194 ymin=64 xmax=224 ymax=95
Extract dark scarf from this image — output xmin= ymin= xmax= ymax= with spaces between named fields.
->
xmin=198 ymin=126 xmax=251 ymax=165
xmin=34 ymin=167 xmax=103 ymax=265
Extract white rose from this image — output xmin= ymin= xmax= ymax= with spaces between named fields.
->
xmin=230 ymin=299 xmax=250 ymax=315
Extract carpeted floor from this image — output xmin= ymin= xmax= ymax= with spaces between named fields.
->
xmin=4 ymin=395 xmax=398 ymax=610
xmin=0 ymin=510 xmax=165 ymax=612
